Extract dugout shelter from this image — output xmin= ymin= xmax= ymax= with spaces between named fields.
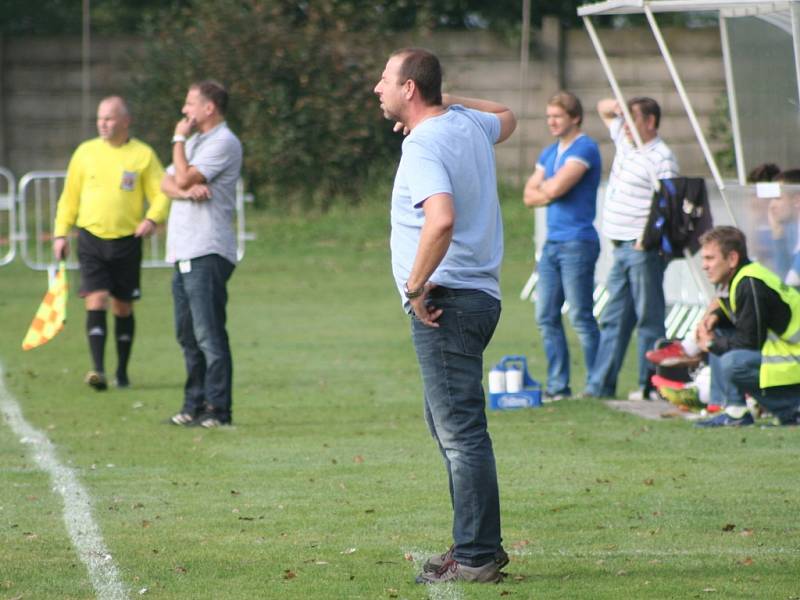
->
xmin=528 ymin=0 xmax=800 ymax=336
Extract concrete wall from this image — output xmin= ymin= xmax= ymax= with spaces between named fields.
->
xmin=0 ymin=34 xmax=143 ymax=174
xmin=0 ymin=21 xmax=727 ymax=183
xmin=419 ymin=21 xmax=726 ymax=183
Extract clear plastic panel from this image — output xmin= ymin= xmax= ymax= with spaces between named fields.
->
xmin=726 ymin=12 xmax=800 ymax=175
xmin=733 ymin=181 xmax=800 ymax=285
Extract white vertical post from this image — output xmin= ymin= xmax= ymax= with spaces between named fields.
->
xmin=518 ymin=0 xmax=531 ymax=184
xmin=582 ymin=16 xmax=656 ymax=186
xmin=719 ymin=15 xmax=747 ymax=186
xmin=643 ymin=4 xmax=737 ymax=225
xmin=583 ymin=12 xmax=712 ymax=304
xmin=791 ymin=3 xmax=800 ymax=115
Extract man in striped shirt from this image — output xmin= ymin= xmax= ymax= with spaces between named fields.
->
xmin=585 ymin=97 xmax=679 ymax=400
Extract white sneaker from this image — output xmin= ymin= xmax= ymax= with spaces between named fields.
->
xmin=170 ymin=412 xmax=195 ymax=426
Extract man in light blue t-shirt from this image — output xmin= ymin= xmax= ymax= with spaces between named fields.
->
xmin=375 ymin=47 xmax=516 ymax=584
xmin=523 ymin=91 xmax=602 ymax=401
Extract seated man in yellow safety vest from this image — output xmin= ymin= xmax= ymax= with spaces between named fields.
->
xmin=694 ymin=226 xmax=800 ymax=427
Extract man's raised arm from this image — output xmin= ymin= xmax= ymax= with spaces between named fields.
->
xmin=443 ymin=93 xmax=517 ymax=143
xmin=597 ymin=98 xmax=620 ymax=129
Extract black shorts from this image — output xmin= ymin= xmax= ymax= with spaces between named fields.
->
xmin=77 ymin=228 xmax=142 ymax=301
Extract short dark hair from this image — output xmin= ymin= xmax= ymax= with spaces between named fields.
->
xmin=548 ymin=91 xmax=583 ymax=126
xmin=777 ymin=168 xmax=800 ymax=184
xmin=391 ymin=48 xmax=442 ymax=106
xmin=628 ymin=96 xmax=661 ymax=129
xmin=747 ymin=163 xmax=781 ymax=183
xmin=700 ymin=226 xmax=749 ymax=264
xmin=191 ymin=80 xmax=229 ymax=115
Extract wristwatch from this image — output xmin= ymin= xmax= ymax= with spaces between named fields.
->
xmin=403 ymin=282 xmax=425 ymax=299
xmin=172 ymin=134 xmax=187 ymax=144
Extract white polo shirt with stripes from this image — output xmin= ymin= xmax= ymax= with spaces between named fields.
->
xmin=601 ymin=117 xmax=679 ymax=242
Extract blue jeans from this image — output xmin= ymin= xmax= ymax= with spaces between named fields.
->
xmin=710 ymin=347 xmax=800 ymax=423
xmin=410 ymin=287 xmax=501 ymax=567
xmin=709 ymin=329 xmax=742 ymax=406
xmin=172 ymin=254 xmax=235 ymax=421
xmin=587 ymin=243 xmax=666 ymax=396
xmin=536 ymin=239 xmax=600 ymax=395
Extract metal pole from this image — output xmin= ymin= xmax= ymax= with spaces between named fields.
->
xmin=583 ymin=13 xmax=712 ymax=304
xmin=82 ymin=0 xmax=91 ymax=139
xmin=518 ymin=0 xmax=531 ymax=184
xmin=791 ymin=3 xmax=800 ymax=120
xmin=643 ymin=4 xmax=737 ymax=225
xmin=719 ymin=15 xmax=747 ymax=186
xmin=0 ymin=34 xmax=6 ymax=167
xmin=582 ymin=16 xmax=654 ymax=183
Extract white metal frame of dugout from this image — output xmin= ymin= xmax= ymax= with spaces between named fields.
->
xmin=576 ymin=0 xmax=800 ymax=312
xmin=579 ymin=0 xmax=800 ymax=190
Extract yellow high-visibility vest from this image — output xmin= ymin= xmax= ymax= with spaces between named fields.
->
xmin=718 ymin=263 xmax=800 ymax=388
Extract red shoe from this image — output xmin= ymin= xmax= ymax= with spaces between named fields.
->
xmin=651 ymin=374 xmax=686 ymax=390
xmin=645 ymin=341 xmax=695 ymax=366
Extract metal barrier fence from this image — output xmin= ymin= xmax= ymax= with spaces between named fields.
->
xmin=16 ymin=170 xmax=253 ymax=271
xmin=0 ymin=167 xmax=16 ymax=266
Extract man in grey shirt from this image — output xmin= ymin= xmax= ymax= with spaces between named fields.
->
xmin=161 ymin=80 xmax=243 ymax=428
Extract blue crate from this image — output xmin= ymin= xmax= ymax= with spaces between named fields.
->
xmin=488 ymin=355 xmax=542 ymax=410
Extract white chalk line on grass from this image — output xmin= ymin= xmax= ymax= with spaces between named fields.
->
xmin=0 ymin=364 xmax=127 ymax=600
xmin=406 ymin=549 xmax=464 ymax=600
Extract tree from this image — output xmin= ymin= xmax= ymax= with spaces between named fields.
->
xmin=128 ymin=0 xmax=400 ymax=208
xmin=0 ymin=0 xmax=186 ymax=35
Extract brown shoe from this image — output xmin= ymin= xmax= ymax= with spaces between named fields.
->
xmin=416 ymin=558 xmax=503 ymax=584
xmin=423 ymin=545 xmax=509 ymax=573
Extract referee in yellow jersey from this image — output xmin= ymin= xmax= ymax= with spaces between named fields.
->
xmin=53 ymin=96 xmax=170 ymax=391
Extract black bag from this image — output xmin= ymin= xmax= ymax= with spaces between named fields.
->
xmin=642 ymin=177 xmax=713 ymax=259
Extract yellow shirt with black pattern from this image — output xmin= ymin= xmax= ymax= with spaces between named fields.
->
xmin=54 ymin=137 xmax=170 ymax=239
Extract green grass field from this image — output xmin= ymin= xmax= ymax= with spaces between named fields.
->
xmin=1 ymin=193 xmax=799 ymax=599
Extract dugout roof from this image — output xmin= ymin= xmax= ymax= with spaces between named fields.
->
xmin=576 ymin=0 xmax=800 ymax=300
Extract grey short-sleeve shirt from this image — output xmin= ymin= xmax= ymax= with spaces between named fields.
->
xmin=166 ymin=122 xmax=243 ymax=265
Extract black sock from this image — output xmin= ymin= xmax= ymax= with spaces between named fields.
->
xmin=115 ymin=314 xmax=135 ymax=383
xmin=86 ymin=310 xmax=106 ymax=373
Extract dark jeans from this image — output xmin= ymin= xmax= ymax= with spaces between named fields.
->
xmin=587 ymin=242 xmax=666 ymax=396
xmin=172 ymin=254 xmax=235 ymax=421
xmin=535 ymin=239 xmax=600 ymax=395
xmin=410 ymin=287 xmax=502 ymax=567
xmin=710 ymin=347 xmax=800 ymax=423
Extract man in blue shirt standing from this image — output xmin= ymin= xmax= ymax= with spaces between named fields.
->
xmin=524 ymin=91 xmax=602 ymax=401
xmin=374 ymin=48 xmax=516 ymax=584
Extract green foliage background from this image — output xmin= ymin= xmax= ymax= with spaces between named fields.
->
xmin=126 ymin=0 xmax=401 ymax=209
xmin=0 ymin=0 xmax=587 ymax=35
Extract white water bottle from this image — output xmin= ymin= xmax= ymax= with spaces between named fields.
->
xmin=505 ymin=367 xmax=523 ymax=393
xmin=488 ymin=367 xmax=506 ymax=393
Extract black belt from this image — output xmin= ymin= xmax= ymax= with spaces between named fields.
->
xmin=611 ymin=239 xmax=635 ymax=247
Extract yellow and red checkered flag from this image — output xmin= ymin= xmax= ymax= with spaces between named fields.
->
xmin=22 ymin=262 xmax=68 ymax=351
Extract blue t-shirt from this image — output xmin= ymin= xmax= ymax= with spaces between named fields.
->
xmin=390 ymin=105 xmax=503 ymax=308
xmin=536 ymin=134 xmax=602 ymax=242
